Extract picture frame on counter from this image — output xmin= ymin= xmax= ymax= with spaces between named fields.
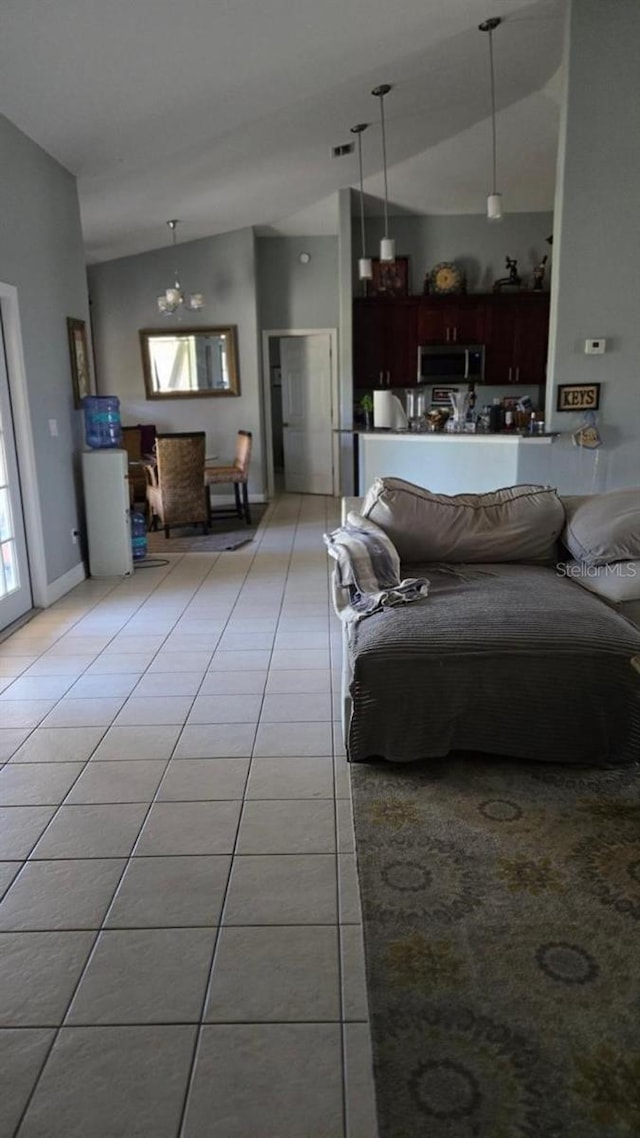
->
xmin=366 ymin=256 xmax=409 ymax=298
xmin=431 ymin=386 xmax=459 ymax=406
xmin=556 ymin=383 xmax=601 ymax=412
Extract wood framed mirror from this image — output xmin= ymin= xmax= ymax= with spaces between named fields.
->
xmin=140 ymin=326 xmax=240 ymax=399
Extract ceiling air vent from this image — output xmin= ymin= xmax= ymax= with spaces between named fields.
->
xmin=332 ymin=142 xmax=355 ymax=158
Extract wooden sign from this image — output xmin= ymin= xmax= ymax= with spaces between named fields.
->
xmin=556 ymin=383 xmax=601 ymax=412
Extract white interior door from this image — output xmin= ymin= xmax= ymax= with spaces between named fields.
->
xmin=280 ymin=334 xmax=333 ymax=494
xmin=0 ymin=311 xmax=32 ymax=630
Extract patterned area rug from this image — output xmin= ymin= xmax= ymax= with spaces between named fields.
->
xmin=144 ymin=504 xmax=267 ymax=553
xmin=350 ymin=754 xmax=640 ymax=1138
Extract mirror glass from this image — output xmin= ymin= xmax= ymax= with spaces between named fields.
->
xmin=140 ymin=326 xmax=240 ymax=399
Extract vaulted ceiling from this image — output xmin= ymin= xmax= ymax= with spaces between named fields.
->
xmin=0 ymin=0 xmax=565 ymax=262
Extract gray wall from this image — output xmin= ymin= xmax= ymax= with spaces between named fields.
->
xmin=256 ymin=236 xmax=339 ymax=330
xmin=357 ymin=212 xmax=553 ymax=295
xmin=88 ymin=227 xmax=264 ymax=499
xmin=545 ymin=0 xmax=640 ymax=493
xmin=0 ymin=113 xmax=87 ymax=585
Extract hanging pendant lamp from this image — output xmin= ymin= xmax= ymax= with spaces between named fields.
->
xmin=350 ymin=123 xmax=372 ymax=282
xmin=372 ymin=84 xmax=395 ymax=261
xmin=479 ymin=17 xmax=503 ymax=221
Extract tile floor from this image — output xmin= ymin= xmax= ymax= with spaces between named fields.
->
xmin=0 ymin=494 xmax=378 ymax=1138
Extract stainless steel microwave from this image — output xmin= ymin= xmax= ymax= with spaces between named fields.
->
xmin=418 ymin=344 xmax=485 ymax=384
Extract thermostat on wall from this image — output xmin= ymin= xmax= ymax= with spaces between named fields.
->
xmin=585 ymin=338 xmax=606 ymax=354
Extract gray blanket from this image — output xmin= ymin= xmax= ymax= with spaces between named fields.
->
xmin=347 ymin=563 xmax=640 ymax=765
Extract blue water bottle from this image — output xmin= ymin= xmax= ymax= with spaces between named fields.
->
xmin=131 ymin=511 xmax=148 ymax=562
xmin=83 ymin=396 xmax=122 ymax=448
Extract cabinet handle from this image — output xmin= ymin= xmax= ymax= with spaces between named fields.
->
xmin=445 ymin=328 xmax=449 ymax=343
xmin=515 ymin=366 xmax=520 ymax=383
xmin=508 ymin=366 xmax=513 ymax=382
xmin=379 ymin=371 xmax=384 ymax=387
xmin=453 ymin=327 xmax=457 ymax=342
xmin=387 ymin=371 xmax=391 ymax=387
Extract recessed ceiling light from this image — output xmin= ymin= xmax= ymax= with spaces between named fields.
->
xmin=299 ymin=252 xmax=311 ymax=264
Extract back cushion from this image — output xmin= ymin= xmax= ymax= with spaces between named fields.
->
xmin=562 ymin=488 xmax=640 ymax=565
xmin=361 ymin=477 xmax=564 ymax=563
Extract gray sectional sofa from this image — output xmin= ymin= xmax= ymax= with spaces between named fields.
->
xmin=332 ymin=480 xmax=640 ymax=766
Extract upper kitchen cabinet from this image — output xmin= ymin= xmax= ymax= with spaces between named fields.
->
xmin=353 ymin=298 xmax=418 ymax=388
xmin=484 ymin=293 xmax=550 ymax=385
xmin=417 ymin=295 xmax=487 ymax=345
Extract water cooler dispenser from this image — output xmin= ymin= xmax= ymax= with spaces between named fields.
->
xmin=81 ymin=397 xmax=133 ymax=576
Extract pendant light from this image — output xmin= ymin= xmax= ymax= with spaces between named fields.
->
xmin=479 ymin=17 xmax=503 ymax=221
xmin=372 ymin=84 xmax=395 ymax=261
xmin=350 ymin=123 xmax=372 ymax=282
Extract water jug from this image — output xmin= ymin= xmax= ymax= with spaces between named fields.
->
xmin=130 ymin=511 xmax=148 ymax=562
xmin=83 ymin=396 xmax=122 ymax=449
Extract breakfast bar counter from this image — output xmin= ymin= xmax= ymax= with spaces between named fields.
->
xmin=357 ymin=430 xmax=556 ymax=496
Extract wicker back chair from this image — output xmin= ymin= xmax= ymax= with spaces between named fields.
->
xmin=145 ymin=432 xmax=208 ymax=538
xmin=204 ymin=430 xmax=253 ymax=524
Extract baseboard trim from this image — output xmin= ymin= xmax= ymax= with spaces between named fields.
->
xmin=43 ymin=562 xmax=87 ymax=607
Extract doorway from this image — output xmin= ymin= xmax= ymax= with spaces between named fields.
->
xmin=0 ymin=307 xmax=33 ymax=630
xmin=262 ymin=329 xmax=338 ymax=497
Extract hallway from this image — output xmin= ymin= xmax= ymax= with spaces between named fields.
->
xmin=0 ymin=494 xmax=377 ymax=1137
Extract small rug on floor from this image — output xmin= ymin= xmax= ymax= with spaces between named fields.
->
xmin=145 ymin=503 xmax=267 ymax=552
xmin=350 ymin=753 xmax=640 ymax=1138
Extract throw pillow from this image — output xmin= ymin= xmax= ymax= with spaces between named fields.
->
xmin=562 ymin=488 xmax=640 ymax=565
xmin=361 ymin=477 xmax=564 ymax=564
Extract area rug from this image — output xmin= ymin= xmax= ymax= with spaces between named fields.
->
xmin=350 ymin=754 xmax=640 ymax=1138
xmin=144 ymin=503 xmax=267 ymax=553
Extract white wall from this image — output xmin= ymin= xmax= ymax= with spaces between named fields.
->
xmin=88 ymin=227 xmax=264 ymax=499
xmin=256 ymin=236 xmax=338 ymax=330
xmin=546 ymin=0 xmax=640 ymax=493
xmin=0 ymin=113 xmax=87 ymax=587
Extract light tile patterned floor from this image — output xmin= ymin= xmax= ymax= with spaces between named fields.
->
xmin=0 ymin=494 xmax=378 ymax=1138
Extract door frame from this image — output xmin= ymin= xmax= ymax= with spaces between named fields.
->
xmin=261 ymin=328 xmax=339 ymax=499
xmin=0 ymin=282 xmax=48 ymax=609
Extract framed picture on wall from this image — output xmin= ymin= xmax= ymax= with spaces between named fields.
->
xmin=67 ymin=317 xmax=92 ymax=408
xmin=366 ymin=256 xmax=409 ymax=297
xmin=556 ymin=382 xmax=601 ymax=412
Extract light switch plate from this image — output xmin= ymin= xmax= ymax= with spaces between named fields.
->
xmin=585 ymin=338 xmax=606 ymax=354
xmin=48 ymin=418 xmax=59 ymax=436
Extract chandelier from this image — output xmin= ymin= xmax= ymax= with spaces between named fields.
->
xmin=156 ymin=219 xmax=205 ymax=316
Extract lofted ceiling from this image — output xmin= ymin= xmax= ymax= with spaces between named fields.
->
xmin=0 ymin=0 xmax=566 ymax=263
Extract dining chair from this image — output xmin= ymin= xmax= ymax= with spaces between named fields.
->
xmin=122 ymin=423 xmax=157 ymax=508
xmin=145 ymin=432 xmax=208 ymax=538
xmin=204 ymin=430 xmax=253 ymax=524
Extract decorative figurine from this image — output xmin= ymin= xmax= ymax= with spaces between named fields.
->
xmin=532 ymin=254 xmax=548 ymax=291
xmin=493 ymin=256 xmax=522 ymax=292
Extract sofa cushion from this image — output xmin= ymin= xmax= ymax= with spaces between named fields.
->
xmin=361 ymin=477 xmax=564 ymax=564
xmin=561 ymin=559 xmax=640 ymax=603
xmin=562 ymin=488 xmax=640 ymax=565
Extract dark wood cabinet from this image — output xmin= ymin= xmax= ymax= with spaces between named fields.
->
xmin=417 ymin=295 xmax=486 ymax=345
xmin=353 ymin=292 xmax=550 ymax=390
xmin=484 ymin=293 xmax=550 ymax=385
xmin=353 ymin=298 xmax=418 ymax=388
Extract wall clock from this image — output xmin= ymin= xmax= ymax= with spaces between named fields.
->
xmin=430 ymin=262 xmax=465 ymax=294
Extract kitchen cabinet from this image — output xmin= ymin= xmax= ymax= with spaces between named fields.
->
xmin=484 ymin=293 xmax=550 ymax=385
xmin=353 ymin=292 xmax=550 ymax=392
xmin=353 ymin=298 xmax=418 ymax=388
xmin=417 ymin=295 xmax=487 ymax=345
